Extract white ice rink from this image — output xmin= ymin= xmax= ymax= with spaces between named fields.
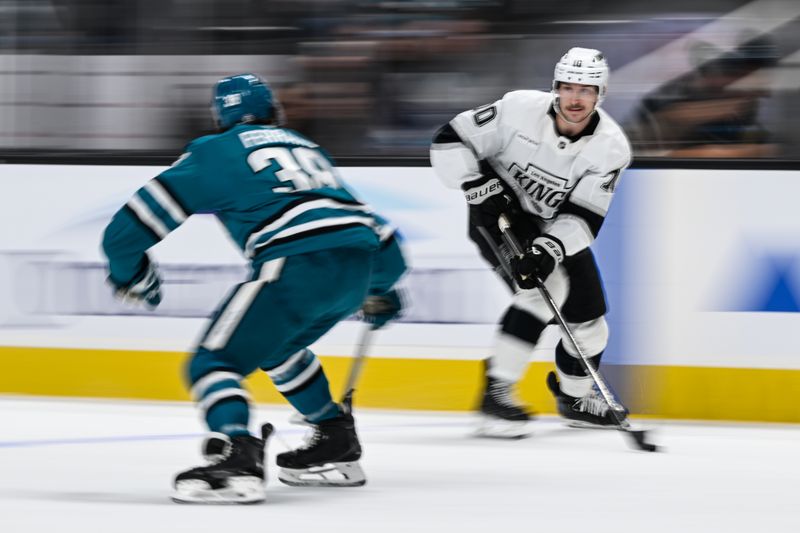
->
xmin=0 ymin=397 xmax=797 ymax=533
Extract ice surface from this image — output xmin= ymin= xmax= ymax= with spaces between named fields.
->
xmin=0 ymin=397 xmax=797 ymax=533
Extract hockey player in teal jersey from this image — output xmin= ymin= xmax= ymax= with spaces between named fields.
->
xmin=102 ymin=73 xmax=407 ymax=504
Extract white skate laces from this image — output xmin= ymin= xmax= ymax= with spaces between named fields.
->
xmin=299 ymin=427 xmax=326 ymax=450
xmin=489 ymin=379 xmax=520 ymax=408
xmin=574 ymin=391 xmax=608 ymax=417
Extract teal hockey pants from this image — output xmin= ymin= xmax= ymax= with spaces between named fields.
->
xmin=186 ymin=246 xmax=373 ymax=435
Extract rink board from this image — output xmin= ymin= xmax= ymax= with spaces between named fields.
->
xmin=3 ymin=164 xmax=800 ymax=424
xmin=1 ymin=345 xmax=798 ymax=423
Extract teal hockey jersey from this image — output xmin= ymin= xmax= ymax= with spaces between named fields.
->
xmin=102 ymin=124 xmax=394 ymax=286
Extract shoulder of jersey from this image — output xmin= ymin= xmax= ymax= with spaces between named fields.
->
xmin=502 ymin=89 xmax=553 ymax=112
xmin=181 ymin=124 xmax=309 ymax=152
xmin=184 ymin=131 xmax=226 ymax=152
xmin=594 ymin=109 xmax=631 ymax=151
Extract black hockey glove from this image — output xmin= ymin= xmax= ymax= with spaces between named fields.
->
xmin=462 ymin=175 xmax=517 ymax=238
xmin=361 ymin=289 xmax=404 ymax=330
xmin=511 ymin=236 xmax=564 ymax=289
xmin=108 ymin=254 xmax=162 ymax=309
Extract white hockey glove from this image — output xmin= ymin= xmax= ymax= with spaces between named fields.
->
xmin=109 ymin=256 xmax=162 ymax=309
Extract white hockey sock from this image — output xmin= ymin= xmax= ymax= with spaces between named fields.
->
xmin=487 ymin=331 xmax=535 ymax=383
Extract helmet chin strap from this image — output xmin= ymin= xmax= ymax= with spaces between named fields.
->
xmin=552 ymin=96 xmax=596 ymax=125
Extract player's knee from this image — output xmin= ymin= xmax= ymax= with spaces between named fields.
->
xmin=187 ymin=348 xmax=235 ymax=385
xmin=567 ymin=316 xmax=608 ymax=356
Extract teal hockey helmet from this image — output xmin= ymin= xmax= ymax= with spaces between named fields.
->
xmin=211 ymin=73 xmax=284 ymax=130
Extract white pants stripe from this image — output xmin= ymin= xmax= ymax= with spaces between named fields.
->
xmin=202 ymin=258 xmax=285 ymax=351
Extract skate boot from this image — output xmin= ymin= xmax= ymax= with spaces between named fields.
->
xmin=546 ymin=371 xmax=627 ymax=428
xmin=277 ymin=410 xmax=366 ymax=487
xmin=172 ymin=423 xmax=273 ymax=504
xmin=476 ymin=371 xmax=532 ymax=439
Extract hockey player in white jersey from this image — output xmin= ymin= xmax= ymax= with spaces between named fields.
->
xmin=430 ymin=47 xmax=632 ymax=437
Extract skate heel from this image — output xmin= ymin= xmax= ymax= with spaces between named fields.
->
xmin=171 ymin=423 xmax=272 ymax=504
xmin=475 ymin=414 xmax=531 ymax=439
xmin=279 ymin=461 xmax=366 ymax=487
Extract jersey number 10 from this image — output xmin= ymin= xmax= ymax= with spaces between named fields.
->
xmin=247 ymin=146 xmax=340 ymax=193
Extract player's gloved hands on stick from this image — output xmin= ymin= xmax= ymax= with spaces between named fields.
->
xmin=361 ymin=289 xmax=403 ymax=329
xmin=462 ymin=175 xmax=517 ymax=238
xmin=108 ymin=255 xmax=163 ymax=309
xmin=511 ymin=244 xmax=557 ymax=290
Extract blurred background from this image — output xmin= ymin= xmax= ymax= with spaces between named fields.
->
xmin=1 ymin=0 xmax=798 ymax=160
xmin=0 ymin=4 xmax=798 ymax=526
xmin=2 ymin=0 xmax=800 ymax=425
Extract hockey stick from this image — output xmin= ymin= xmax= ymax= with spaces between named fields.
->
xmin=339 ymin=323 xmax=375 ymax=414
xmin=475 ymin=225 xmax=517 ymax=290
xmin=289 ymin=323 xmax=374 ymax=424
xmin=496 ymin=214 xmax=658 ymax=452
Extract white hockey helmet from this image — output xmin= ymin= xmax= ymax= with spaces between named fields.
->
xmin=552 ymin=47 xmax=609 ymax=105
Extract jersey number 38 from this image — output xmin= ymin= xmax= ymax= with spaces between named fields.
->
xmin=247 ymin=146 xmax=340 ymax=193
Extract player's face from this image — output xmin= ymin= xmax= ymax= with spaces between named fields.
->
xmin=557 ymin=82 xmax=599 ymax=122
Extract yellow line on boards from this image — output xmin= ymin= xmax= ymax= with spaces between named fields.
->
xmin=0 ymin=346 xmax=798 ymax=423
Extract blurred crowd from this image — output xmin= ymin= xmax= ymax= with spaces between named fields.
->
xmin=1 ymin=0 xmax=799 ymax=159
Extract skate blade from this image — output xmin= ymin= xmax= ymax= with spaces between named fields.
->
xmin=474 ymin=415 xmax=531 ymax=439
xmin=564 ymin=419 xmax=619 ymax=430
xmin=278 ymin=462 xmax=366 ymax=487
xmin=172 ymin=476 xmax=265 ymax=504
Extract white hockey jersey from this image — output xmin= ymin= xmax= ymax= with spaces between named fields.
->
xmin=430 ymin=90 xmax=631 ymax=257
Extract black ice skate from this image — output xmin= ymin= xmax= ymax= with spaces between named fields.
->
xmin=172 ymin=423 xmax=274 ymax=504
xmin=546 ymin=371 xmax=627 ymax=429
xmin=276 ymin=410 xmax=366 ymax=487
xmin=476 ymin=368 xmax=532 ymax=439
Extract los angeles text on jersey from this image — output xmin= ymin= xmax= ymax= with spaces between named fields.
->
xmin=508 ymin=162 xmax=571 ymax=215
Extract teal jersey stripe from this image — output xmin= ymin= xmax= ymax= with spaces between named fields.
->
xmin=104 ymin=123 xmax=392 ymax=284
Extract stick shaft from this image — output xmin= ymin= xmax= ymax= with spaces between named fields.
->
xmin=340 ymin=324 xmax=374 ymax=400
xmin=496 ymin=215 xmax=629 ymax=422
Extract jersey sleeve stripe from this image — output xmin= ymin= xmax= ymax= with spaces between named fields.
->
xmin=153 ymin=176 xmax=194 ymax=216
xmin=119 ymin=205 xmax=162 ymax=243
xmin=145 ymin=180 xmax=188 ymax=224
xmin=137 ymin=188 xmax=181 ymax=232
xmin=558 ymin=200 xmax=605 ymax=237
xmin=126 ymin=195 xmax=170 ymax=239
xmin=431 ymin=123 xmax=464 ymax=146
xmin=448 ymin=119 xmax=481 ymax=155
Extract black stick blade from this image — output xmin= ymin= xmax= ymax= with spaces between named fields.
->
xmin=627 ymin=429 xmax=659 ymax=452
